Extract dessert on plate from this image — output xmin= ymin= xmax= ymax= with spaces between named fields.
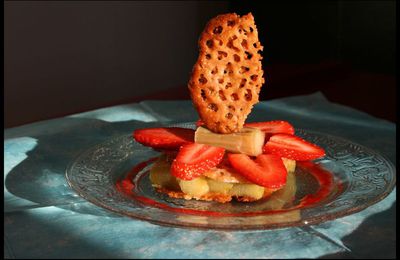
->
xmin=132 ymin=13 xmax=325 ymax=203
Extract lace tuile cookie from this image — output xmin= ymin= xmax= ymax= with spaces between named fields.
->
xmin=155 ymin=187 xmax=275 ymax=203
xmin=188 ymin=13 xmax=264 ymax=134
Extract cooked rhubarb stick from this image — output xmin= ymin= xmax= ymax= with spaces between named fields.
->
xmin=195 ymin=126 xmax=265 ymax=156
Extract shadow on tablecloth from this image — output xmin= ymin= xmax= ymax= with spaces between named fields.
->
xmin=4 ymin=117 xmax=165 ymax=217
xmin=319 ymin=202 xmax=396 ymax=259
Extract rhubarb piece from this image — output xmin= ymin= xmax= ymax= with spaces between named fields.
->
xmin=195 ymin=126 xmax=265 ymax=156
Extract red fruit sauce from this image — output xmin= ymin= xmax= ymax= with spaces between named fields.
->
xmin=115 ymin=158 xmax=340 ymax=217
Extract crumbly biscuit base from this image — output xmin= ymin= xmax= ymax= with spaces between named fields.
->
xmin=155 ymin=186 xmax=276 ymax=204
xmin=188 ymin=13 xmax=264 ymax=134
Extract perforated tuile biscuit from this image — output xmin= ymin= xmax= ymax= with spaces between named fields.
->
xmin=188 ymin=13 xmax=264 ymax=134
xmin=155 ymin=187 xmax=274 ymax=203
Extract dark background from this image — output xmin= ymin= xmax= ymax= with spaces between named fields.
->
xmin=4 ymin=1 xmax=396 ymax=128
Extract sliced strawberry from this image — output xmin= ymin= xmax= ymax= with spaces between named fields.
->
xmin=227 ymin=153 xmax=287 ymax=189
xmin=171 ymin=143 xmax=225 ymax=180
xmin=263 ymin=134 xmax=325 ymax=161
xmin=244 ymin=120 xmax=295 ymax=135
xmin=133 ymin=127 xmax=194 ymax=149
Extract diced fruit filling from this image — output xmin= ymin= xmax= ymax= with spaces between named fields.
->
xmin=179 ymin=178 xmax=210 ymax=197
xmin=207 ymin=179 xmax=234 ymax=194
xmin=149 ymin=155 xmax=180 ymax=190
xmin=229 ymin=183 xmax=266 ymax=200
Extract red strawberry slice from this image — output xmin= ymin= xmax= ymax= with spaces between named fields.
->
xmin=263 ymin=134 xmax=325 ymax=161
xmin=133 ymin=127 xmax=194 ymax=149
xmin=171 ymin=143 xmax=225 ymax=180
xmin=244 ymin=120 xmax=295 ymax=135
xmin=227 ymin=153 xmax=287 ymax=189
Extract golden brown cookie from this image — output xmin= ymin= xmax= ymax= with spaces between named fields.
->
xmin=155 ymin=187 xmax=274 ymax=203
xmin=188 ymin=13 xmax=264 ymax=134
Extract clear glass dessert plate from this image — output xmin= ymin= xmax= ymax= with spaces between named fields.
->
xmin=66 ymin=123 xmax=396 ymax=230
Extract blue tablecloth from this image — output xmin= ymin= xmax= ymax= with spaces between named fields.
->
xmin=4 ymin=92 xmax=396 ymax=258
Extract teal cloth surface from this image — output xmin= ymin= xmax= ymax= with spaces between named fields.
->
xmin=4 ymin=92 xmax=396 ymax=258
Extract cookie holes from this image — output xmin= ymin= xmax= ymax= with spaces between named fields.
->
xmin=213 ymin=26 xmax=223 ymax=34
xmin=201 ymin=89 xmax=206 ymax=101
xmin=218 ymin=78 xmax=224 ymax=84
xmin=233 ymin=54 xmax=241 ymax=62
xmin=239 ymin=27 xmax=248 ymax=35
xmin=208 ymin=103 xmax=218 ymax=112
xmin=250 ymin=75 xmax=258 ymax=81
xmin=211 ymin=67 xmax=218 ymax=75
xmin=228 ymin=105 xmax=236 ymax=111
xmin=245 ymin=51 xmax=253 ymax=60
xmin=225 ymin=82 xmax=232 ymax=89
xmin=225 ymin=113 xmax=233 ymax=119
xmin=231 ymin=93 xmax=239 ymax=101
xmin=219 ymin=90 xmax=226 ymax=101
xmin=206 ymin=40 xmax=213 ymax=48
xmin=253 ymin=43 xmax=258 ymax=48
xmin=227 ymin=20 xmax=235 ymax=27
xmin=241 ymin=39 xmax=248 ymax=49
xmin=205 ymin=54 xmax=211 ymax=60
xmin=226 ymin=63 xmax=234 ymax=74
xmin=244 ymin=89 xmax=252 ymax=101
xmin=227 ymin=40 xmax=234 ymax=50
xmin=217 ymin=51 xmax=228 ymax=60
xmin=250 ymin=27 xmax=254 ymax=32
xmin=199 ymin=74 xmax=208 ymax=84
xmin=239 ymin=66 xmax=250 ymax=74
xmin=240 ymin=78 xmax=247 ymax=88
xmin=227 ymin=37 xmax=240 ymax=52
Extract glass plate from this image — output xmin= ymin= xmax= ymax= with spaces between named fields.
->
xmin=66 ymin=123 xmax=396 ymax=230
